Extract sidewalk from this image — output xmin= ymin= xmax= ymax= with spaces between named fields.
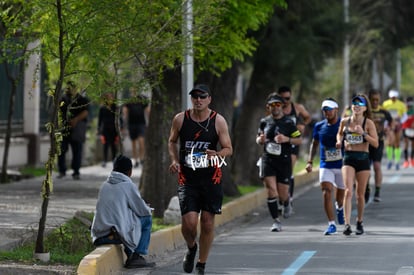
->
xmin=0 ymin=162 xmax=138 ymax=251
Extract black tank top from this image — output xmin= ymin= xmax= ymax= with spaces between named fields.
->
xmin=285 ymin=102 xmax=298 ymax=125
xmin=179 ymin=110 xmax=219 ymax=169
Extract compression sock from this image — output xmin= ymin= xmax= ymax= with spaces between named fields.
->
xmin=267 ymin=197 xmax=279 ymax=219
xmin=395 ymin=147 xmax=402 ymax=163
xmin=386 ymin=146 xmax=393 ymax=161
xmin=289 ymin=175 xmax=295 ymax=198
xmin=375 ymin=186 xmax=380 ymax=197
xmin=404 ymin=149 xmax=408 ymax=161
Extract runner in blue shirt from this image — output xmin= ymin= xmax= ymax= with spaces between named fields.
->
xmin=306 ymin=98 xmax=345 ymax=235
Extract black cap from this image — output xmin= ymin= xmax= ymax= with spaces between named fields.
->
xmin=266 ymin=94 xmax=285 ymax=104
xmin=189 ymin=84 xmax=210 ymax=95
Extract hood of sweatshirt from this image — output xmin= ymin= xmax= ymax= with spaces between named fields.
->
xmin=106 ymin=171 xmax=130 ymax=185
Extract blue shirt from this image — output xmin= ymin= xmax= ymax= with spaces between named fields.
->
xmin=312 ymin=118 xmax=343 ymax=169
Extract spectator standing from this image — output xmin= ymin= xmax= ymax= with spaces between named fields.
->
xmin=277 ymin=86 xmax=311 ymax=208
xmin=306 ymin=98 xmax=345 ymax=235
xmin=98 ymin=93 xmax=120 ymax=167
xmin=123 ymin=88 xmax=150 ymax=168
xmin=168 ymin=84 xmax=232 ymax=275
xmin=365 ymin=89 xmax=393 ymax=202
xmin=336 ymin=95 xmax=378 ymax=235
xmin=382 ymin=89 xmax=407 ymax=170
xmin=256 ymin=93 xmax=302 ymax=232
xmin=58 ymin=81 xmax=90 ymax=180
xmin=91 ymin=155 xmax=155 ymax=269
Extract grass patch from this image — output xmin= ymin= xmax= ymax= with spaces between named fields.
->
xmin=19 ymin=166 xmax=47 ymax=178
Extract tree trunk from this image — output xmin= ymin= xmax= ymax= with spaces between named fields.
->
xmin=1 ymin=61 xmax=22 ymax=183
xmin=140 ymin=69 xmax=181 ymax=217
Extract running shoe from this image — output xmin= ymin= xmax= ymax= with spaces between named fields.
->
xmin=355 ymin=221 xmax=364 ymax=235
xmin=195 ymin=263 xmax=205 ymax=275
xmin=336 ymin=206 xmax=344 ymax=225
xmin=403 ymin=160 xmax=409 ymax=168
xmin=387 ymin=161 xmax=393 ymax=170
xmin=283 ymin=203 xmax=292 ymax=219
xmin=324 ymin=224 xmax=337 ymax=235
xmin=270 ymin=219 xmax=282 ymax=232
xmin=183 ymin=243 xmax=197 ymax=273
xmin=396 ymin=163 xmax=400 ymax=170
xmin=373 ymin=195 xmax=381 ymax=202
xmin=343 ymin=224 xmax=352 ymax=236
xmin=411 ymin=159 xmax=414 ymax=167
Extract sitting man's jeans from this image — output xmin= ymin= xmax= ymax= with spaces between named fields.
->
xmin=93 ymin=216 xmax=152 ymax=257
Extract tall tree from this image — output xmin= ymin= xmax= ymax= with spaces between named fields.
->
xmin=232 ymin=0 xmax=345 ymax=186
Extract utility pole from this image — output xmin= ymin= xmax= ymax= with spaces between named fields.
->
xmin=343 ymin=0 xmax=350 ymax=109
xmin=181 ymin=0 xmax=193 ymax=111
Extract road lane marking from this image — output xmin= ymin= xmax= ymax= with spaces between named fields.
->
xmin=282 ymin=250 xmax=316 ymax=275
xmin=396 ymin=266 xmax=413 ymax=275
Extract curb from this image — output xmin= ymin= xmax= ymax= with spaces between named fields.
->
xmin=77 ymin=170 xmax=319 ymax=274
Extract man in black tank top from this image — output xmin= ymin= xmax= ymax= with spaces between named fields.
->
xmin=168 ymin=84 xmax=233 ymax=274
xmin=277 ymin=86 xmax=311 ymax=209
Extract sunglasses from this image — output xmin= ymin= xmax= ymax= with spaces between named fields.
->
xmin=283 ymin=97 xmax=291 ymax=101
xmin=322 ymin=107 xmax=334 ymax=111
xmin=269 ymin=102 xmax=283 ymax=108
xmin=352 ymin=101 xmax=366 ymax=106
xmin=191 ymin=94 xmax=209 ymax=99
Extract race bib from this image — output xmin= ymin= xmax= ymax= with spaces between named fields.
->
xmin=324 ymin=148 xmax=342 ymax=162
xmin=345 ymin=133 xmax=363 ymax=144
xmin=266 ymin=142 xmax=281 ymax=155
xmin=184 ymin=151 xmax=209 ymax=169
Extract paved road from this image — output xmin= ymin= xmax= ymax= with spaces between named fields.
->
xmin=141 ymin=165 xmax=414 ymax=275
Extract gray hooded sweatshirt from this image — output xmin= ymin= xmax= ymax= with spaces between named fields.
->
xmin=91 ymin=171 xmax=152 ymax=252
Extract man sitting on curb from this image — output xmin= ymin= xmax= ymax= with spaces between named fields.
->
xmin=91 ymin=155 xmax=155 ymax=269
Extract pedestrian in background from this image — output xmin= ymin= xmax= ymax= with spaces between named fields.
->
xmin=306 ymin=98 xmax=344 ymax=235
xmin=401 ymin=96 xmax=414 ymax=168
xmin=168 ymin=84 xmax=232 ymax=275
xmin=98 ymin=93 xmax=120 ymax=167
xmin=91 ymin=155 xmax=155 ymax=269
xmin=277 ymin=86 xmax=311 ymax=210
xmin=336 ymin=94 xmax=378 ymax=235
xmin=122 ymin=87 xmax=150 ymax=168
xmin=58 ymin=81 xmax=90 ymax=180
xmin=256 ymin=93 xmax=302 ymax=232
xmin=365 ymin=89 xmax=393 ymax=202
xmin=382 ymin=89 xmax=407 ymax=170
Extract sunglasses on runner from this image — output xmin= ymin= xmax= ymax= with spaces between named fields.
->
xmin=269 ymin=102 xmax=283 ymax=108
xmin=191 ymin=94 xmax=209 ymax=99
xmin=352 ymin=101 xmax=366 ymax=106
xmin=322 ymin=107 xmax=334 ymax=111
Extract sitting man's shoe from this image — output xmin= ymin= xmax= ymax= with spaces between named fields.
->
xmin=124 ymin=253 xmax=155 ymax=269
xmin=72 ymin=173 xmax=80 ymax=180
xmin=183 ymin=243 xmax=197 ymax=273
xmin=57 ymin=173 xmax=66 ymax=179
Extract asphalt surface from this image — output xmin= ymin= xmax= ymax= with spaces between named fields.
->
xmin=2 ymin=163 xmax=414 ymax=274
xmin=137 ymin=164 xmax=414 ymax=275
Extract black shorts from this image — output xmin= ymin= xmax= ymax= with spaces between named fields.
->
xmin=369 ymin=140 xmax=384 ymax=162
xmin=177 ymin=167 xmax=223 ymax=215
xmin=260 ymin=155 xmax=291 ymax=185
xmin=291 ymin=144 xmax=300 ymax=156
xmin=128 ymin=124 xmax=146 ymax=140
xmin=343 ymin=151 xmax=370 ymax=172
